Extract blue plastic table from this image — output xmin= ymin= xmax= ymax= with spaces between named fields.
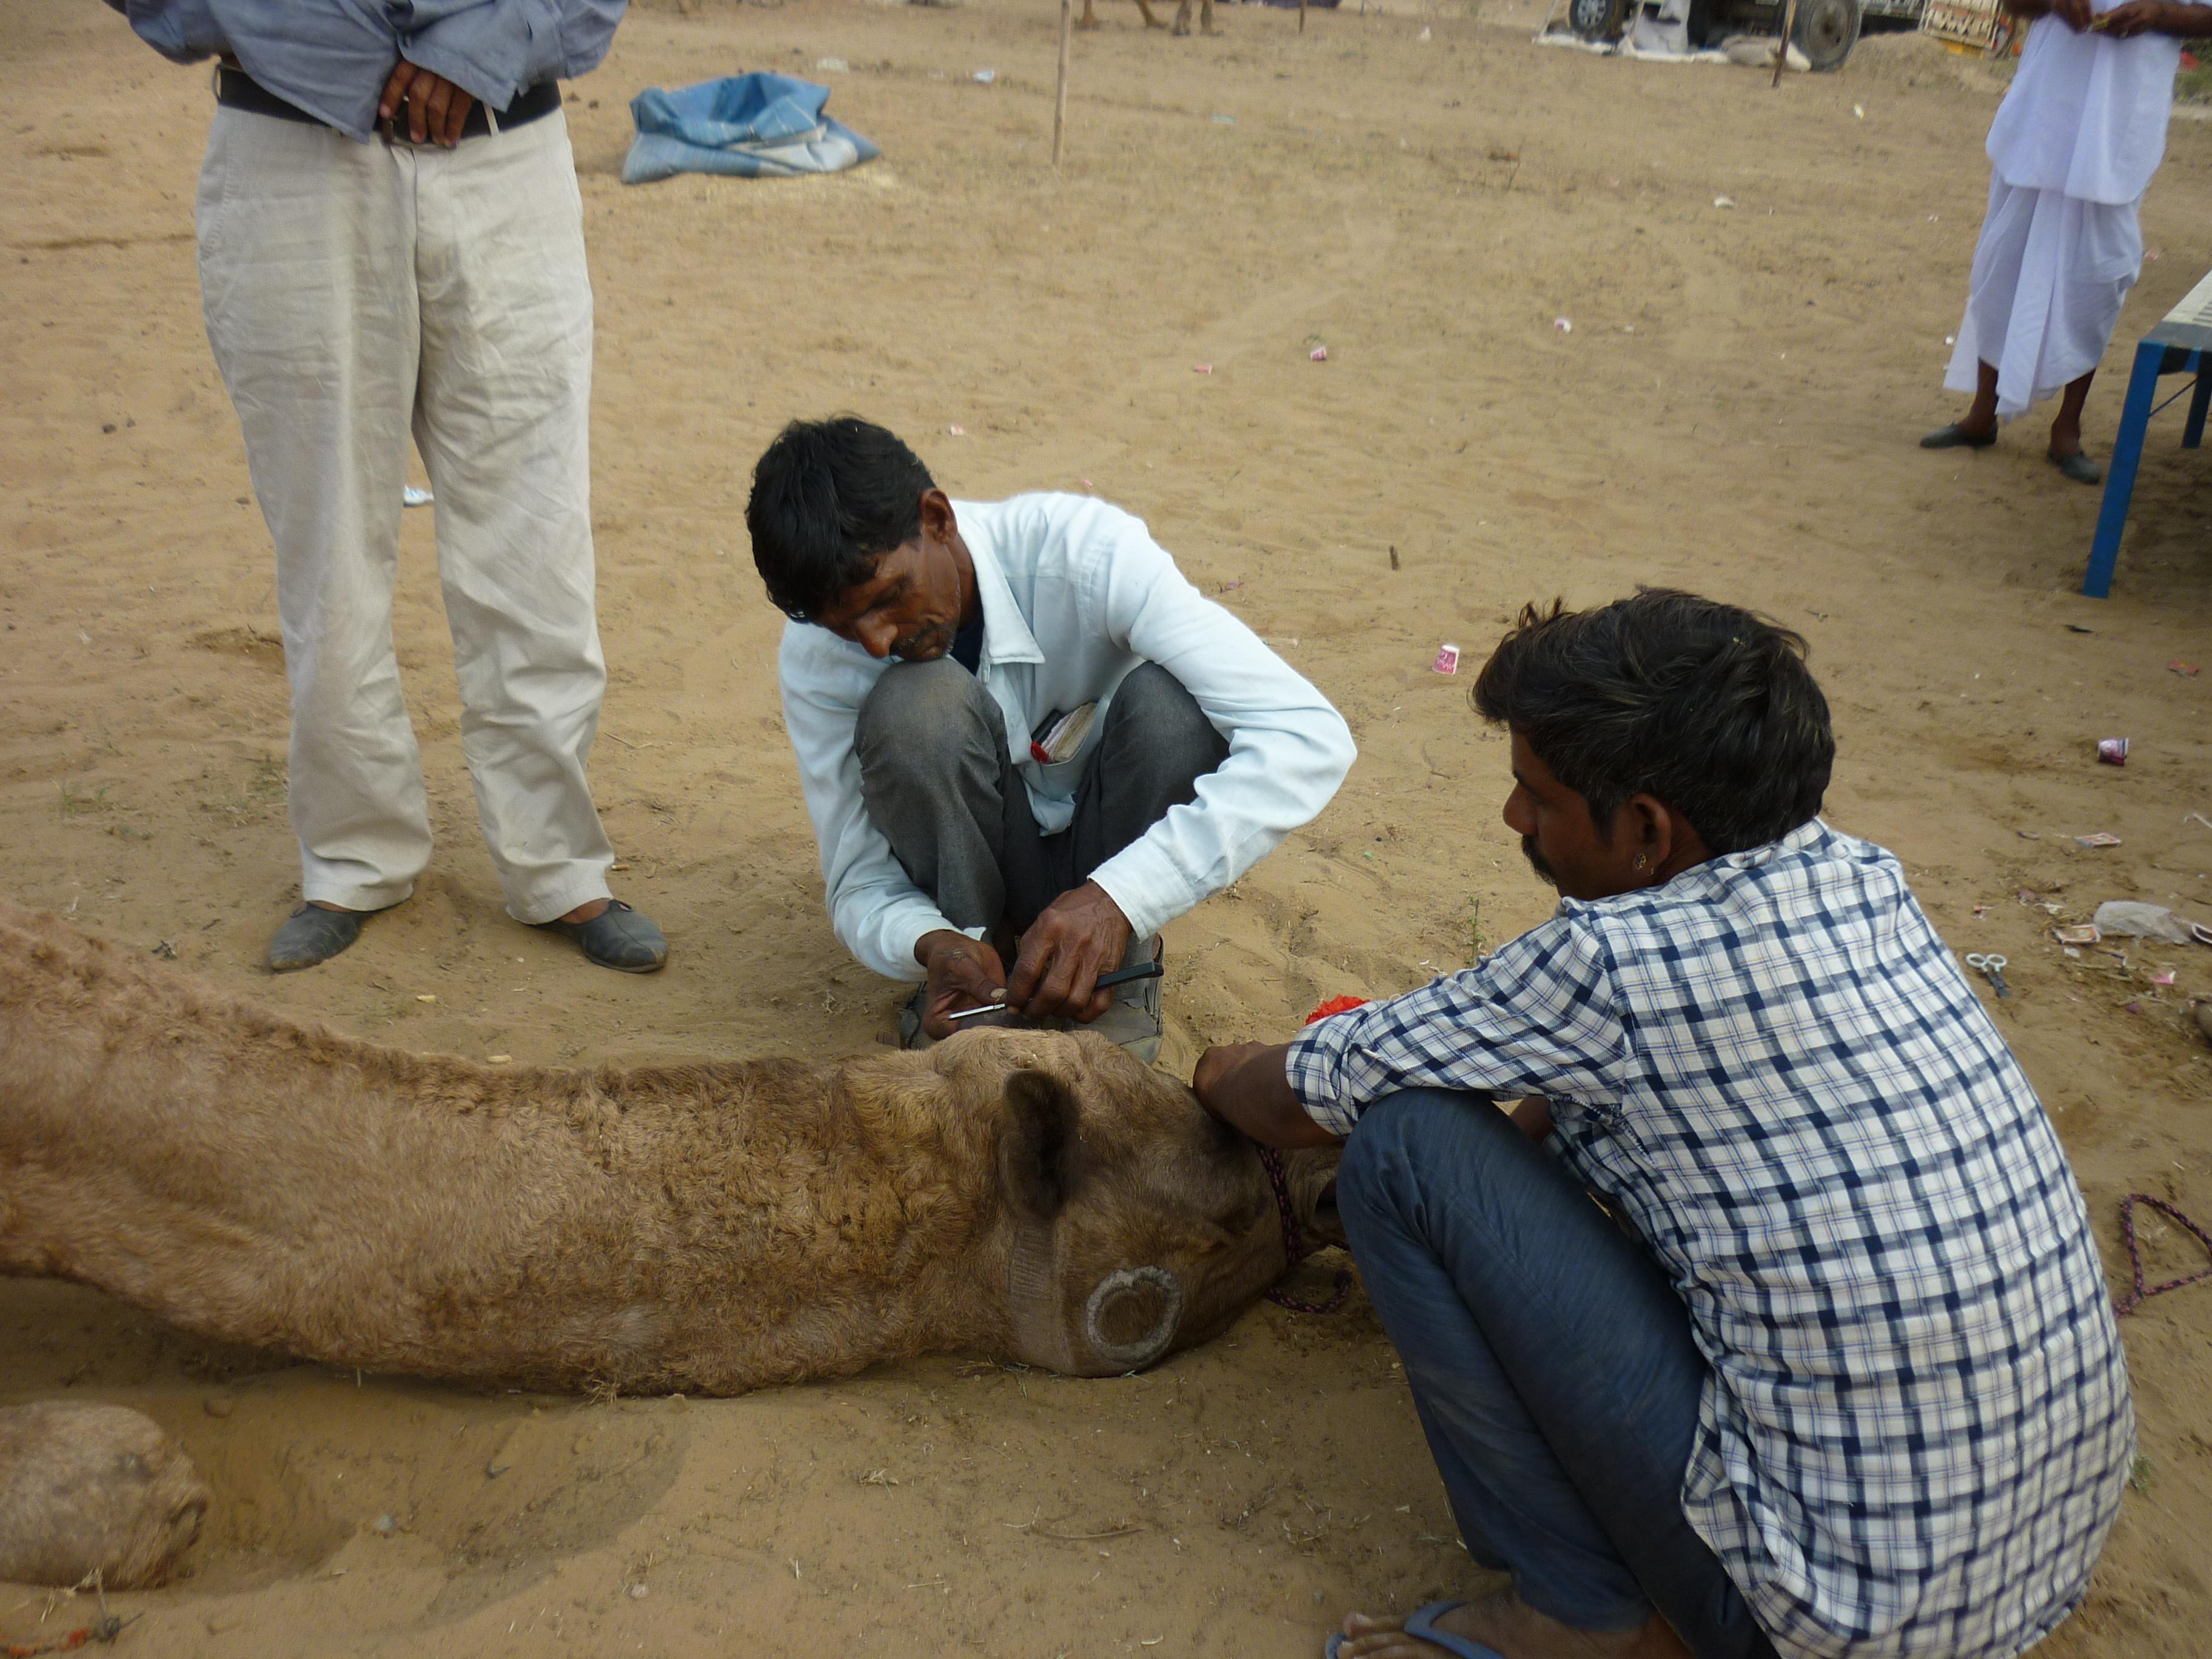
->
xmin=2082 ymin=268 xmax=2212 ymax=598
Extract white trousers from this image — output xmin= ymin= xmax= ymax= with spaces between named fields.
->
xmin=196 ymin=106 xmax=614 ymax=924
xmin=1945 ymin=174 xmax=2143 ymax=421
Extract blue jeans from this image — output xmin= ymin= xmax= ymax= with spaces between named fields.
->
xmin=1335 ymin=1091 xmax=1778 ymax=1659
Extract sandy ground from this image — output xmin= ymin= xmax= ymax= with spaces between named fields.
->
xmin=4 ymin=1 xmax=2211 ymax=1654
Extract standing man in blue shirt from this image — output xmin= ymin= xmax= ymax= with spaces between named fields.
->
xmin=108 ymin=1 xmax=667 ymax=975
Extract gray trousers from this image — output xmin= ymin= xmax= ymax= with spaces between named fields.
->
xmin=854 ymin=660 xmax=1230 ymax=941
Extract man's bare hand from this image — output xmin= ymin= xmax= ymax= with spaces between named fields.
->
xmin=1193 ymin=1041 xmax=1338 ymax=1148
xmin=914 ymin=930 xmax=1010 ymax=1041
xmin=1193 ymin=1041 xmax=1276 ymax=1104
xmin=2096 ymin=0 xmax=2191 ymax=33
xmin=1510 ymin=1095 xmax=1556 ymax=1144
xmin=380 ymin=61 xmax=475 ymax=147
xmin=2051 ymin=0 xmax=2097 ymax=30
xmin=1006 ymin=882 xmax=1132 ymax=1024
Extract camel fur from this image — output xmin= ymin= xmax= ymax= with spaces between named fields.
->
xmin=0 ymin=1403 xmax=208 ymax=1589
xmin=0 ymin=900 xmax=1341 ymax=1397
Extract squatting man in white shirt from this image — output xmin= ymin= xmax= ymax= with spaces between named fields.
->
xmin=746 ymin=417 xmax=1356 ymax=1058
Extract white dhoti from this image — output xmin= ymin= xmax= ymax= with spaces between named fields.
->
xmin=1944 ymin=175 xmax=2142 ymax=421
xmin=1942 ymin=6 xmax=2177 ymax=423
xmin=195 ymin=106 xmax=616 ymax=924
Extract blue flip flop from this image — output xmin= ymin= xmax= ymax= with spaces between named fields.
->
xmin=1323 ymin=1601 xmax=1506 ymax=1659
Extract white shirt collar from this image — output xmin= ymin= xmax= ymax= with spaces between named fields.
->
xmin=956 ymin=503 xmax=1044 ymax=669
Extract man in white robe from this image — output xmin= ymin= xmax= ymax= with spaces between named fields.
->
xmin=1923 ymin=0 xmax=2211 ymax=484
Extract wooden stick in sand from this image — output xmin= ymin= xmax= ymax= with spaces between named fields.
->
xmin=1054 ymin=0 xmax=1073 ymax=166
xmin=1771 ymin=0 xmax=1798 ymax=85
xmin=1301 ymin=0 xmax=1309 ymax=31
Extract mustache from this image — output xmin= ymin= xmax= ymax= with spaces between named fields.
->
xmin=1519 ymin=835 xmax=1558 ymax=886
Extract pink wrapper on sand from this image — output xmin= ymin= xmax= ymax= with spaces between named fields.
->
xmin=2097 ymin=737 xmax=2129 ymax=766
xmin=1432 ymin=643 xmax=1460 ymax=675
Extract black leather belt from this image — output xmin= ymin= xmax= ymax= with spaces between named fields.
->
xmin=214 ymin=65 xmax=561 ymax=141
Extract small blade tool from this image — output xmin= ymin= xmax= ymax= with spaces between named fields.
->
xmin=944 ymin=957 xmax=1164 ymax=1021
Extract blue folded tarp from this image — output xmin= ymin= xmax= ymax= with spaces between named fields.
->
xmin=622 ymin=73 xmax=880 ymax=186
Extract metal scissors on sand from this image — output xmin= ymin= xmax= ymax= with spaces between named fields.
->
xmin=1965 ymin=953 xmax=2010 ymax=998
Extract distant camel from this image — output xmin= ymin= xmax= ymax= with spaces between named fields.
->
xmin=1081 ymin=0 xmax=1220 ymax=36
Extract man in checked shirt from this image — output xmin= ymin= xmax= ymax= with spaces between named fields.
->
xmin=1197 ymin=591 xmax=2133 ymax=1659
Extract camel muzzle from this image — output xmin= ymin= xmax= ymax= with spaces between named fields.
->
xmin=1081 ymin=1265 xmax=1185 ymax=1372
xmin=1007 ymin=1221 xmax=1190 ymax=1378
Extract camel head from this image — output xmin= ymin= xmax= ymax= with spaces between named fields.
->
xmin=933 ymin=1029 xmax=1342 ymax=1378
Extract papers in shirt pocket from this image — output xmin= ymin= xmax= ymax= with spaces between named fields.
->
xmin=1029 ymin=703 xmax=1099 ymax=765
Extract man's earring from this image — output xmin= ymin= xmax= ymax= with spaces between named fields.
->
xmin=1633 ymin=854 xmax=1649 ymax=871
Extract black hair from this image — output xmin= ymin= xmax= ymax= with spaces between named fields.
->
xmin=745 ymin=417 xmax=936 ymax=621
xmin=1471 ymin=589 xmax=1834 ymax=856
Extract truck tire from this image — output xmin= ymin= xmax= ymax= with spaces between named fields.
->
xmin=1569 ymin=0 xmax=1627 ymax=40
xmin=1791 ymin=0 xmax=1862 ymax=69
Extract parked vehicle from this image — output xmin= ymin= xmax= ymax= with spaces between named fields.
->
xmin=1565 ymin=0 xmax=1922 ymax=70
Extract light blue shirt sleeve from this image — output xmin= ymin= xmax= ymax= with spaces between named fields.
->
xmin=106 ymin=0 xmax=226 ymax=63
xmin=778 ymin=624 xmax=967 ymax=982
xmin=1076 ymin=514 xmax=1356 ymax=940
xmin=106 ymin=0 xmax=626 ymax=139
xmin=404 ymin=0 xmax=628 ymax=115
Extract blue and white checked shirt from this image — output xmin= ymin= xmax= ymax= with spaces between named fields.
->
xmin=1289 ymin=822 xmax=2134 ymax=1659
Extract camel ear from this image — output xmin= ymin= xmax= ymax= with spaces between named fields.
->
xmin=999 ymin=1068 xmax=1087 ymax=1224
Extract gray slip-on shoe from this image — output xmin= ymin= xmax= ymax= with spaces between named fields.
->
xmin=538 ymin=899 xmax=667 ymax=973
xmin=2048 ymin=449 xmax=2103 ymax=485
xmin=899 ymin=986 xmax=933 ymax=1051
xmin=267 ymin=904 xmax=370 ymax=973
xmin=1920 ymin=422 xmax=1998 ymax=451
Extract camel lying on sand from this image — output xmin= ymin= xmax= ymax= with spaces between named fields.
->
xmin=1 ymin=899 xmax=1342 ymax=1580
xmin=1080 ymin=0 xmax=1219 ymax=37
xmin=0 ymin=898 xmax=1341 ymax=1390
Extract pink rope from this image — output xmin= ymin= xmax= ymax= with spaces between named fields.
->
xmin=2113 ymin=1194 xmax=2212 ymax=1316
xmin=1256 ymin=1145 xmax=1353 ymax=1315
